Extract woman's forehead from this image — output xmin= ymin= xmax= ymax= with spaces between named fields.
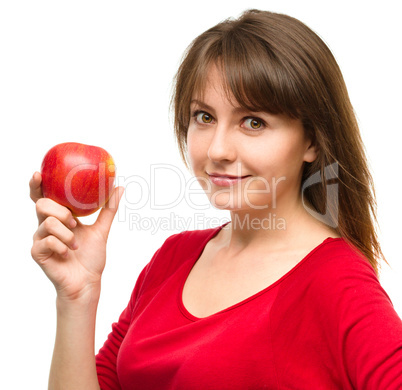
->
xmin=191 ymin=64 xmax=247 ymax=108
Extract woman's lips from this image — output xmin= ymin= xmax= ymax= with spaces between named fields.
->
xmin=208 ymin=174 xmax=251 ymax=186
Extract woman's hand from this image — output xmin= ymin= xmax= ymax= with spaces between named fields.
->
xmin=30 ymin=171 xmax=124 ymax=303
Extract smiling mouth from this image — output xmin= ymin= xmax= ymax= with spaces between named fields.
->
xmin=207 ymin=174 xmax=251 ymax=186
xmin=209 ymin=175 xmax=250 ymax=180
xmin=207 ymin=173 xmax=251 ymax=179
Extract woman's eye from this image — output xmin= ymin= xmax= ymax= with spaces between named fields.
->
xmin=244 ymin=118 xmax=263 ymax=130
xmin=196 ymin=112 xmax=213 ymax=124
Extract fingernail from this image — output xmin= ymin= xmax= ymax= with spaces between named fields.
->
xmin=72 ymin=241 xmax=79 ymax=250
xmin=70 ymin=219 xmax=77 ymax=228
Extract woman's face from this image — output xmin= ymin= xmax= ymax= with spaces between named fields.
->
xmin=186 ymin=65 xmax=317 ymax=213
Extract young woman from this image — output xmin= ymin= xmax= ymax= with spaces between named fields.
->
xmin=30 ymin=9 xmax=402 ymax=389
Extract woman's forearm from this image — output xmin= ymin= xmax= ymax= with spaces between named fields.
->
xmin=48 ymin=291 xmax=101 ymax=390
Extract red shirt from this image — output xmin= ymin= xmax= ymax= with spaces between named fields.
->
xmin=96 ymin=223 xmax=402 ymax=389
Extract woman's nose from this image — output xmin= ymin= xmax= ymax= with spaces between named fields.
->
xmin=207 ymin=124 xmax=236 ymax=163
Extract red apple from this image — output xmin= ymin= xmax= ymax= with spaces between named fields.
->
xmin=41 ymin=142 xmax=116 ymax=217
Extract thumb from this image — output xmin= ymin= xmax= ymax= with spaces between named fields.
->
xmin=94 ymin=186 xmax=124 ymax=238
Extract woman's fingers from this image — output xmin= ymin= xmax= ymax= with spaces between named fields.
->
xmin=35 ymin=197 xmax=77 ymax=228
xmin=95 ymin=186 xmax=124 ymax=239
xmin=31 ymin=234 xmax=70 ymax=264
xmin=32 ymin=214 xmax=78 ymax=265
xmin=29 ymin=171 xmax=43 ymax=203
xmin=31 ymin=171 xmax=76 ymax=227
xmin=34 ymin=216 xmax=78 ymax=251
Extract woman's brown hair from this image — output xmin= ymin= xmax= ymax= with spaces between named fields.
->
xmin=171 ymin=9 xmax=385 ymax=274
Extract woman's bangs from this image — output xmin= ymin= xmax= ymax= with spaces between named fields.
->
xmin=221 ymin=34 xmax=301 ymax=118
xmin=188 ymin=30 xmax=303 ymax=119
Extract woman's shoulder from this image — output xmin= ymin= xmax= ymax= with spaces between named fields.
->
xmin=292 ymin=237 xmax=381 ymax=293
xmin=273 ymin=236 xmax=397 ymax=330
xmin=285 ymin=236 xmax=393 ymax=311
xmin=271 ymin=238 xmax=402 ymax=389
xmin=307 ymin=237 xmax=377 ymax=278
xmin=274 ymin=236 xmax=387 ymax=307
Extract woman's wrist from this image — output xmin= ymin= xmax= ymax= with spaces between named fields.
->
xmin=56 ymin=284 xmax=101 ymax=314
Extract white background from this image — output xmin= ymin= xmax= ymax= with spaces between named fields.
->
xmin=1 ymin=0 xmax=401 ymax=388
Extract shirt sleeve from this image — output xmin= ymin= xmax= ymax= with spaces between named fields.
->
xmin=317 ymin=253 xmax=402 ymax=389
xmin=95 ymin=231 xmax=184 ymax=389
xmin=95 ymin=261 xmax=152 ymax=390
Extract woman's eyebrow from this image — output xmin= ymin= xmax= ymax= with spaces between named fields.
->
xmin=190 ymin=99 xmax=214 ymax=111
xmin=190 ymin=99 xmax=262 ymax=115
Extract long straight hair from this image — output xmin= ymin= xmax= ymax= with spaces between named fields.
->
xmin=171 ymin=9 xmax=385 ymax=274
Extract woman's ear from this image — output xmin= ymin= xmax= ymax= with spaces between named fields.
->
xmin=303 ymin=139 xmax=318 ymax=163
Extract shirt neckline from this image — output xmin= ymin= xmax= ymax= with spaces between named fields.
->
xmin=178 ymin=222 xmax=343 ymax=322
